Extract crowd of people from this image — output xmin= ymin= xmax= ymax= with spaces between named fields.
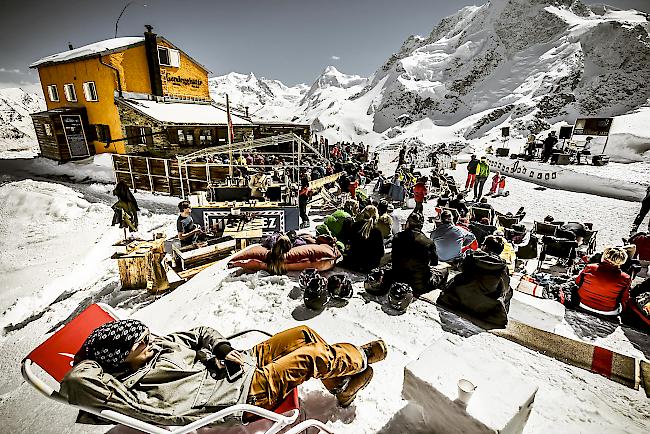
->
xmin=69 ymin=143 xmax=648 ymax=430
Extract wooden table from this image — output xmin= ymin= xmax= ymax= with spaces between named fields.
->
xmin=222 ymin=218 xmax=264 ymax=249
xmin=172 ymin=237 xmax=236 ymax=270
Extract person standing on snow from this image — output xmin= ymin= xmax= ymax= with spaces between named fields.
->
xmin=541 ymin=131 xmax=558 ymax=162
xmin=465 ymin=155 xmax=479 ymax=190
xmin=473 ymin=156 xmax=490 ymax=200
xmin=298 ymin=177 xmax=312 ymax=229
xmin=413 ymin=177 xmax=428 ymax=214
xmin=632 ymin=185 xmax=650 ymax=234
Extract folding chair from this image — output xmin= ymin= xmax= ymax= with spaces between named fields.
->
xmin=537 ymin=236 xmax=578 ymax=272
xmin=468 ymin=221 xmax=497 ymax=245
xmin=497 ymin=215 xmax=520 ymax=229
xmin=582 ymin=229 xmax=598 ymax=255
xmin=22 ymin=303 xmax=332 ymax=434
xmin=470 ymin=206 xmax=494 ymax=225
xmin=533 ymin=221 xmax=557 ymax=237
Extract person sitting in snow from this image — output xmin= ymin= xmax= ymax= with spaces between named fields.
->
xmin=316 ymin=199 xmax=359 ymax=246
xmin=497 ymin=175 xmax=507 ymax=196
xmin=572 ymin=247 xmax=631 ymax=317
xmin=391 ymin=212 xmax=448 ymax=296
xmin=375 ymin=200 xmax=394 ymax=241
xmin=430 ymin=210 xmax=476 ymax=265
xmin=448 ymin=193 xmax=469 ymax=218
xmin=341 ymin=205 xmax=384 ymax=273
xmin=437 ymin=235 xmax=512 ymax=328
xmin=60 ymin=321 xmax=387 ymax=426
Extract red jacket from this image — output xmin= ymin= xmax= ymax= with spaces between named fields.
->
xmin=575 ymin=262 xmax=631 ymax=313
xmin=348 ymin=180 xmax=359 ymax=197
xmin=413 ymin=182 xmax=427 ymax=203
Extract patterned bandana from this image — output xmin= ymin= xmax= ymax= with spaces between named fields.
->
xmin=82 ymin=319 xmax=147 ymax=371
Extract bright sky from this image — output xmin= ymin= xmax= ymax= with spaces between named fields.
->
xmin=0 ymin=0 xmax=648 ymax=91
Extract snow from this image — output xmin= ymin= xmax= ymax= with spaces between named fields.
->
xmin=0 ymin=144 xmax=649 ymax=434
xmin=120 ymin=99 xmax=253 ymax=125
xmin=0 ymin=88 xmax=46 ymax=159
xmin=403 ymin=334 xmax=538 ymax=433
xmin=30 ymin=37 xmax=145 ymax=67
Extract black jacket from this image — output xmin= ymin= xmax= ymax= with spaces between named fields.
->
xmin=392 ymin=228 xmax=439 ymax=294
xmin=438 ymin=251 xmax=512 ymax=327
xmin=343 ymin=221 xmax=384 ymax=273
xmin=467 ymin=159 xmax=479 ymax=173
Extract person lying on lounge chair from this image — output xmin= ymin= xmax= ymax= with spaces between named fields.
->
xmin=60 ymin=321 xmax=387 ymax=426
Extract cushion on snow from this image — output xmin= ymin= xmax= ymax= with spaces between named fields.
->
xmin=228 ymin=244 xmax=341 ymax=272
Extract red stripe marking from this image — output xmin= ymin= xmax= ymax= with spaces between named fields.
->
xmin=591 ymin=346 xmax=614 ymax=378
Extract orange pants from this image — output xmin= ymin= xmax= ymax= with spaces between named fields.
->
xmin=247 ymin=325 xmax=365 ymax=409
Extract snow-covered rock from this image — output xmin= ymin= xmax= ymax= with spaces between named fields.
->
xmin=208 ymin=72 xmax=308 ymax=121
xmin=203 ymin=1 xmax=650 ymax=162
xmin=0 ymin=88 xmax=45 ymax=158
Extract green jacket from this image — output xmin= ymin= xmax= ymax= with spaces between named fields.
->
xmin=475 ymin=161 xmax=490 ymax=178
xmin=323 ymin=210 xmax=352 ymax=239
xmin=59 ymin=327 xmax=256 ymax=426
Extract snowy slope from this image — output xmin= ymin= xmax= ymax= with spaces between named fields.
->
xmin=0 ymin=88 xmax=45 ymax=158
xmin=357 ymin=0 xmax=650 ymax=135
xmin=208 ymin=72 xmax=308 ymax=121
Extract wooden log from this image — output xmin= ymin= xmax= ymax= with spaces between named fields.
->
xmin=115 ymin=239 xmax=167 ymax=291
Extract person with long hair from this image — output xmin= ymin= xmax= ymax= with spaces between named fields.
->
xmin=342 ymin=205 xmax=384 ymax=272
xmin=265 ymin=235 xmax=294 ymax=275
xmin=111 ymin=181 xmax=139 ymax=232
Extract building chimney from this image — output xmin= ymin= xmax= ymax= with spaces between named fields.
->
xmin=68 ymin=43 xmax=74 ymax=50
xmin=144 ymin=25 xmax=163 ymax=97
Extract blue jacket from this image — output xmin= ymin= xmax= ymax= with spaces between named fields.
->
xmin=430 ymin=223 xmax=467 ymax=262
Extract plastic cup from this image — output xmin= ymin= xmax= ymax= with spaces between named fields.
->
xmin=457 ymin=379 xmax=476 ymax=405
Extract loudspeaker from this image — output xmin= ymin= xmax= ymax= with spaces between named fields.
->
xmin=559 ymin=126 xmax=573 ymax=140
xmin=551 ymin=153 xmax=570 ymax=165
xmin=501 ymin=127 xmax=510 ymax=137
xmin=592 ymin=155 xmax=610 ymax=166
xmin=496 ymin=147 xmax=510 ymax=157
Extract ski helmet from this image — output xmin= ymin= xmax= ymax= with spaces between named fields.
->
xmin=299 ymin=268 xmax=319 ymax=289
xmin=303 ymin=275 xmax=329 ymax=310
xmin=388 ymin=282 xmax=413 ymax=312
xmin=365 ymin=269 xmax=388 ymax=296
xmin=327 ymin=274 xmax=353 ymax=299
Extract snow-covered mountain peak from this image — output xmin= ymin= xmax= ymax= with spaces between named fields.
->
xmin=0 ymin=87 xmax=46 ymax=158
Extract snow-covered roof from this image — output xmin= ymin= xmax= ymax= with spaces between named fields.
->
xmin=120 ymin=98 xmax=253 ymax=125
xmin=30 ymin=37 xmax=145 ymax=67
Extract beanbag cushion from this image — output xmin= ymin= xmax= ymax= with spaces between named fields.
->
xmin=228 ymin=244 xmax=341 ymax=272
